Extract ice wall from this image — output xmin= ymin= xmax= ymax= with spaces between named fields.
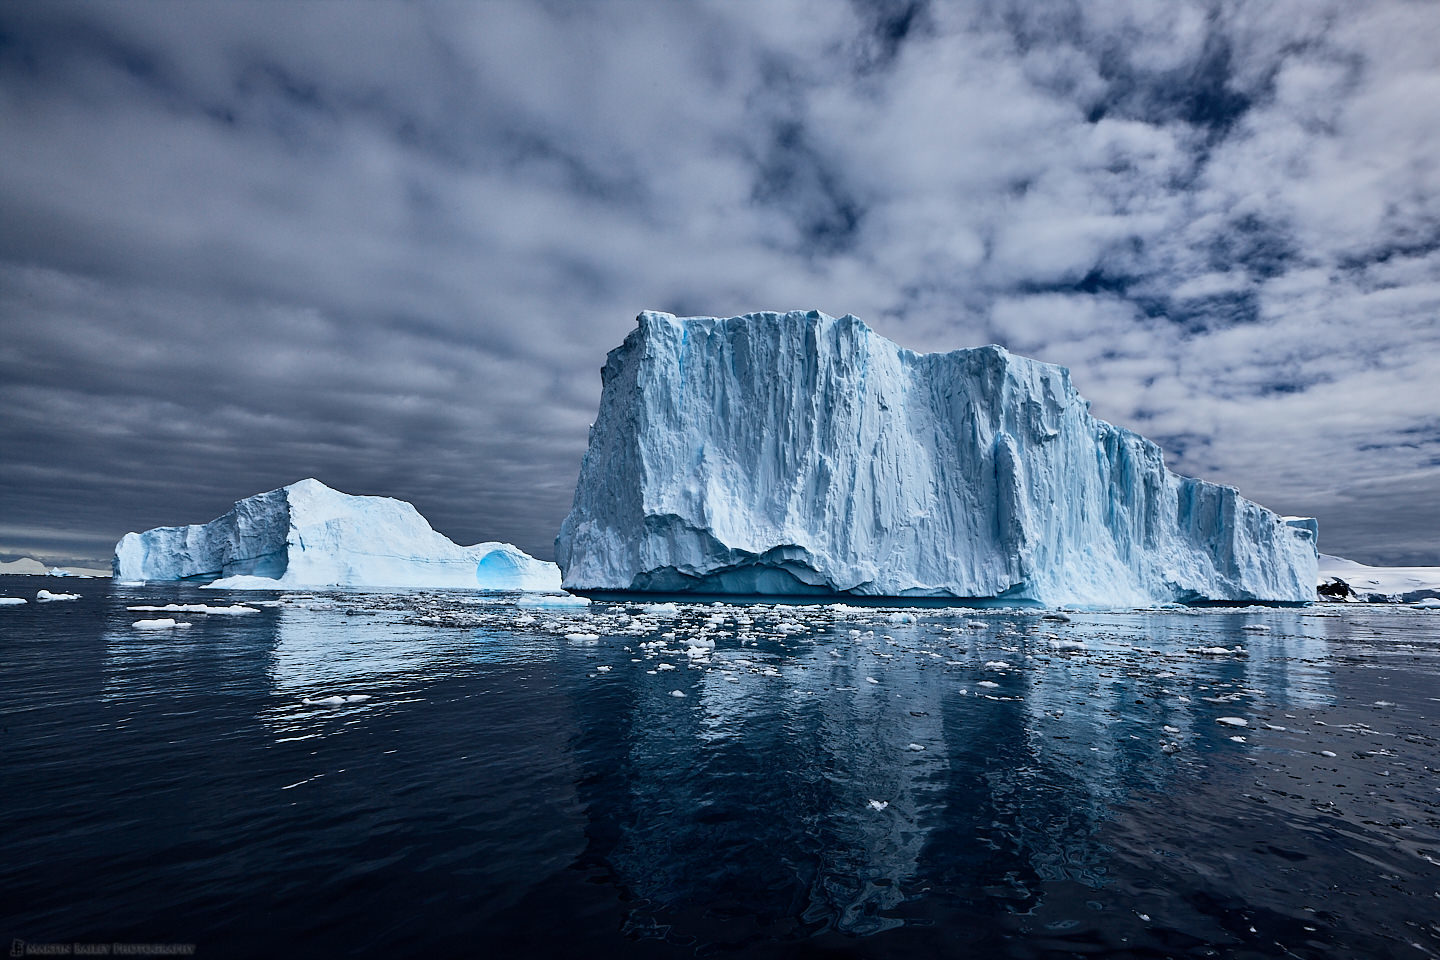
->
xmin=556 ymin=311 xmax=1318 ymax=606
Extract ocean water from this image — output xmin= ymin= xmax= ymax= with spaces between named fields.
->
xmin=2 ymin=574 xmax=1438 ymax=959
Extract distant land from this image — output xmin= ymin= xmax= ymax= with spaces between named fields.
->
xmin=0 ymin=556 xmax=111 ymax=577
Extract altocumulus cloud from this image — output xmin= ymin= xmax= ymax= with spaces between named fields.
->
xmin=0 ymin=0 xmax=1437 ymax=566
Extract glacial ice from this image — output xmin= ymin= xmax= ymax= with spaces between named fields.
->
xmin=1317 ymin=553 xmax=1440 ymax=603
xmin=556 ymin=310 xmax=1318 ymax=607
xmin=114 ymin=478 xmax=562 ymax=591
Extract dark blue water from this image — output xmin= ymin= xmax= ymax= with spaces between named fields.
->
xmin=3 ymin=574 xmax=1439 ymax=959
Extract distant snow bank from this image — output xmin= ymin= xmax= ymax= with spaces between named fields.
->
xmin=1318 ymin=554 xmax=1440 ymax=603
xmin=114 ymin=478 xmax=562 ymax=592
xmin=0 ymin=557 xmax=110 ymax=577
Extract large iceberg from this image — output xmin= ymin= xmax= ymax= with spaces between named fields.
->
xmin=556 ymin=310 xmax=1318 ymax=607
xmin=114 ymin=478 xmax=561 ymax=591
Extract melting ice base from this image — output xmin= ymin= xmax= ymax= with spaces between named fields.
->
xmin=113 ymin=478 xmax=560 ymax=591
xmin=5 ymin=575 xmax=1436 ymax=958
xmin=558 ymin=311 xmax=1318 ymax=606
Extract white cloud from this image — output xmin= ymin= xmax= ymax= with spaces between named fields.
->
xmin=0 ymin=0 xmax=1438 ymax=563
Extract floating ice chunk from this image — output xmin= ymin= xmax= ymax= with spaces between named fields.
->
xmin=303 ymin=694 xmax=372 ymax=706
xmin=670 ymin=690 xmax=687 ymax=698
xmin=904 ymin=743 xmax=925 ymax=751
xmin=128 ymin=603 xmax=259 ymax=615
xmin=200 ymin=575 xmax=288 ymax=591
xmin=519 ymin=593 xmax=591 ymax=609
xmin=656 ymin=663 xmax=676 ymax=671
xmin=565 ymin=632 xmax=600 ymax=641
xmin=0 ymin=597 xmax=27 ymax=605
xmin=887 ymin=612 xmax=917 ymax=624
xmin=1240 ymin=624 xmax=1271 ymax=633
xmin=595 ymin=665 xmax=611 ymax=673
xmin=36 ymin=590 xmax=80 ymax=601
xmin=867 ymin=799 xmax=889 ymax=811
xmin=1163 ymin=725 xmax=1180 ymax=734
xmin=1161 ymin=743 xmax=1180 ymax=755
xmin=1188 ymin=646 xmax=1244 ymax=656
xmin=1320 ymin=750 xmax=1337 ymax=758
xmin=965 ymin=620 xmax=988 ymax=630
xmin=132 ymin=618 xmax=191 ymax=629
xmin=977 ymin=680 xmax=1000 ymax=689
xmin=1414 ymin=598 xmax=1440 ymax=609
xmin=1216 ymin=716 xmax=1248 ymax=727
xmin=641 ymin=602 xmax=680 ymax=616
xmin=865 ymin=677 xmax=879 ymax=684
xmin=1228 ymin=735 xmax=1247 ymax=743
xmin=983 ymin=660 xmax=1011 ymax=670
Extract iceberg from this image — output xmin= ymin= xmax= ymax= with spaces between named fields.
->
xmin=114 ymin=478 xmax=562 ymax=591
xmin=556 ymin=310 xmax=1318 ymax=607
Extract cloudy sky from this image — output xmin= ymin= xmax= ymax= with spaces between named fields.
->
xmin=2 ymin=0 xmax=1438 ymax=568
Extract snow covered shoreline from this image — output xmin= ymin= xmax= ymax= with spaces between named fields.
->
xmin=1318 ymin=554 xmax=1440 ymax=603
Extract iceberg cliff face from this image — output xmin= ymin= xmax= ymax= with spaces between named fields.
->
xmin=556 ymin=311 xmax=1318 ymax=606
xmin=114 ymin=479 xmax=561 ymax=591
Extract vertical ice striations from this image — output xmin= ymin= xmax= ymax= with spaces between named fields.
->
xmin=114 ymin=478 xmax=561 ymax=590
xmin=556 ymin=310 xmax=1318 ymax=606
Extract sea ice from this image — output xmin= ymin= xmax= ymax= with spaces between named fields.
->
xmin=132 ymin=618 xmax=192 ymax=629
xmin=128 ymin=603 xmax=259 ymax=615
xmin=517 ymin=593 xmax=591 ymax=609
xmin=36 ymin=590 xmax=80 ymax=601
xmin=303 ymin=694 xmax=372 ymax=706
xmin=0 ymin=597 xmax=28 ymax=605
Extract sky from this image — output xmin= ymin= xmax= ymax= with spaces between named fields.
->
xmin=1 ymin=0 xmax=1438 ymax=568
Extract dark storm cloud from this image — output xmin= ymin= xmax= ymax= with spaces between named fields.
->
xmin=1 ymin=0 xmax=1439 ymax=568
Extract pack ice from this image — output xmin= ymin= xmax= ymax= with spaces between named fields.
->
xmin=556 ymin=311 xmax=1318 ymax=607
xmin=114 ymin=478 xmax=561 ymax=591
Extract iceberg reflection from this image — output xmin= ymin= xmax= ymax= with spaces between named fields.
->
xmin=567 ymin=605 xmax=1344 ymax=938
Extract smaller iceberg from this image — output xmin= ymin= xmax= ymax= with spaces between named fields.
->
xmin=114 ymin=478 xmax=562 ymax=591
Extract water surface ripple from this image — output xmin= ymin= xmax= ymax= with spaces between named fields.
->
xmin=2 ymin=575 xmax=1438 ymax=958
